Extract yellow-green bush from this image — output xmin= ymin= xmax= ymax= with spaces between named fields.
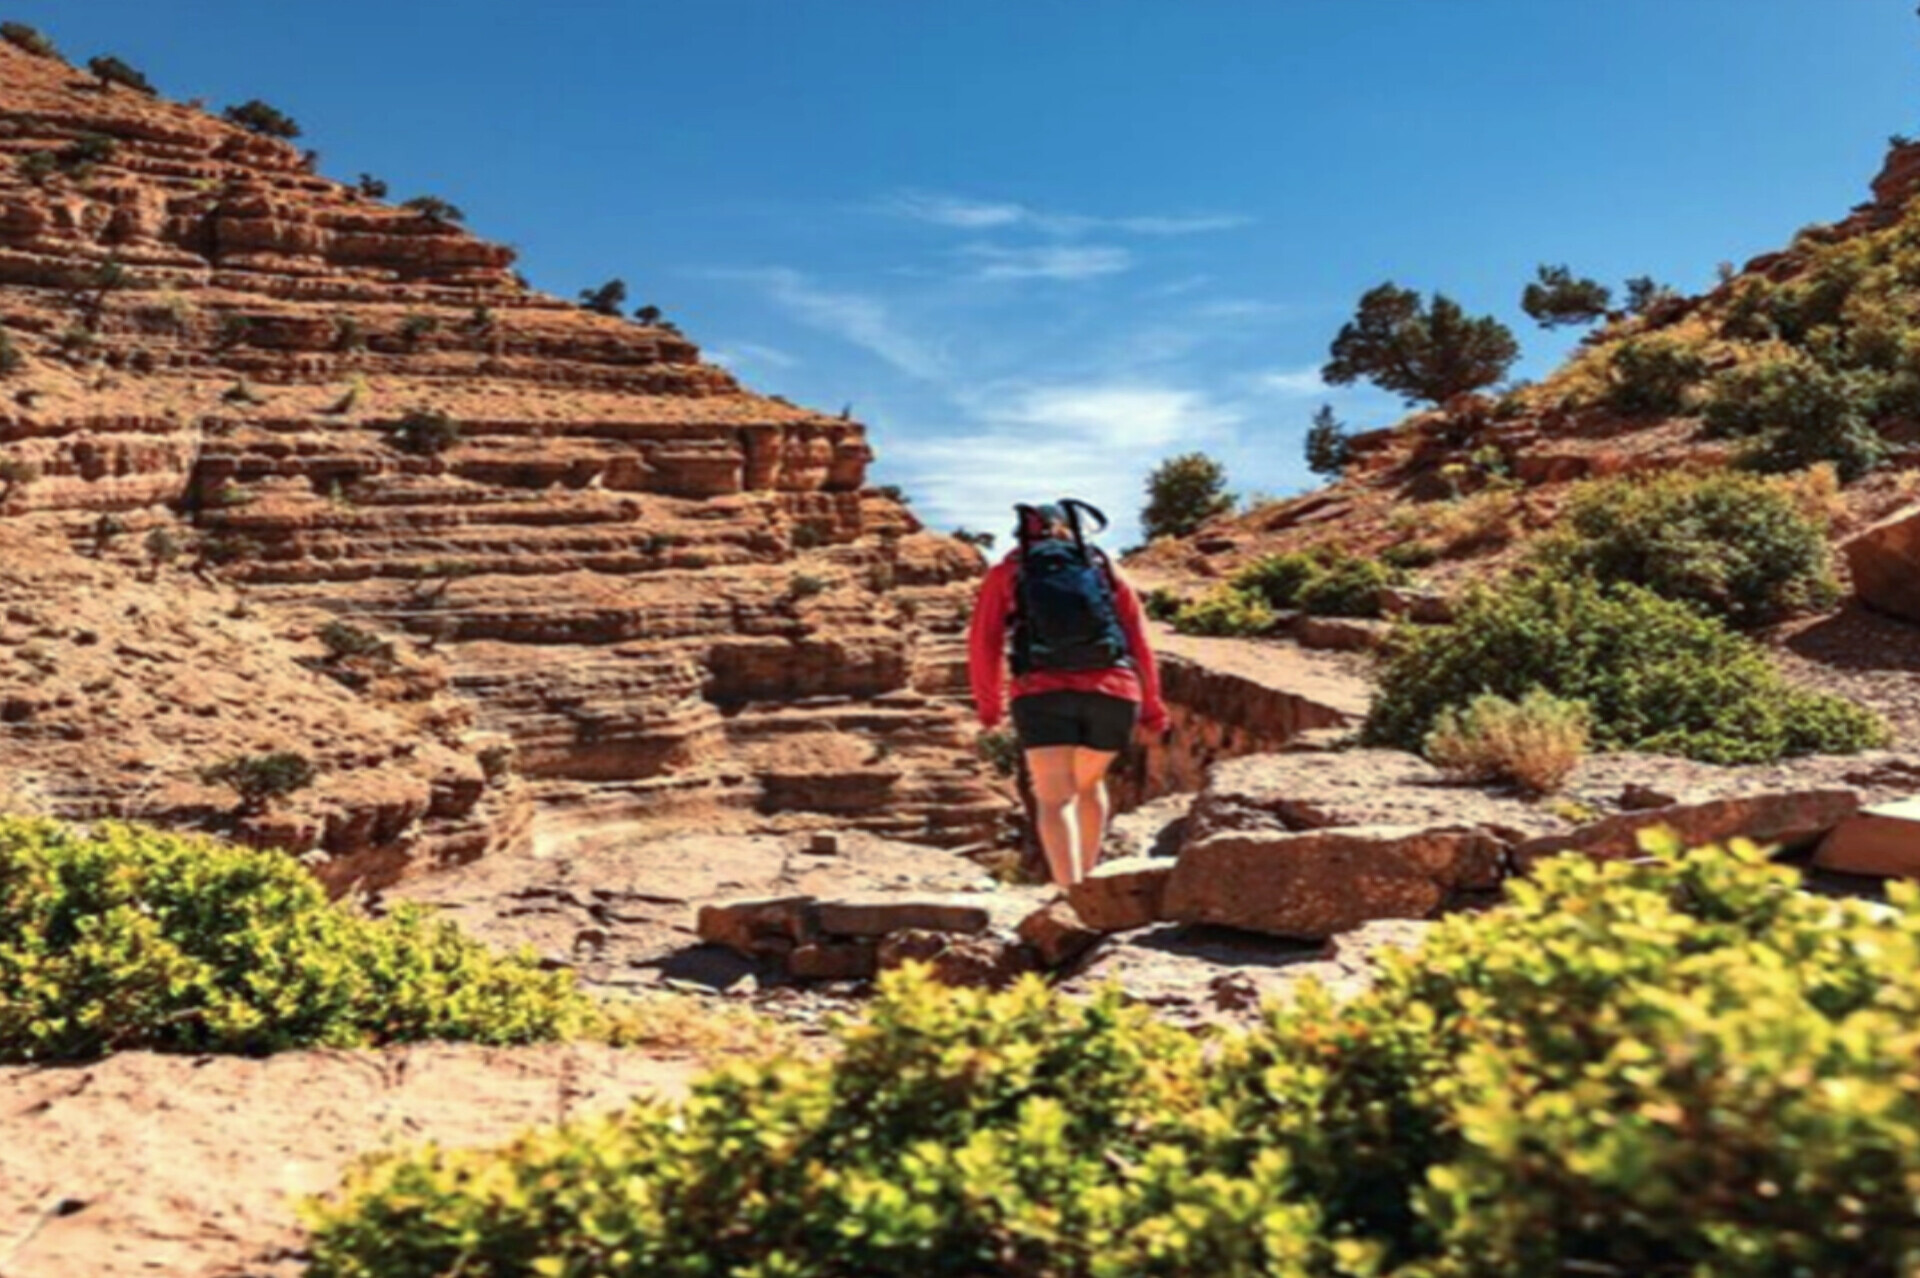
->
xmin=308 ymin=842 xmax=1920 ymax=1276
xmin=1170 ymin=585 xmax=1277 ymax=637
xmin=0 ymin=819 xmax=603 ymax=1062
xmin=1529 ymin=470 xmax=1841 ymax=628
xmin=1231 ymin=549 xmax=1398 ymax=618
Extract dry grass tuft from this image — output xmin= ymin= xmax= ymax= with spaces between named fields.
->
xmin=1425 ymin=688 xmax=1590 ymax=795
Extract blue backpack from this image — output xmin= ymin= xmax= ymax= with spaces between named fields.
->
xmin=1009 ymin=499 xmax=1132 ymax=675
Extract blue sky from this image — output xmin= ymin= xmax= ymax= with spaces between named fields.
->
xmin=6 ymin=1 xmax=1914 ymax=544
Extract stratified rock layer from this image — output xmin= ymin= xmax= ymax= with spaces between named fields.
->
xmin=0 ymin=43 xmax=1004 ymax=873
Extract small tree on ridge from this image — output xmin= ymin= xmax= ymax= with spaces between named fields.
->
xmin=1322 ymin=282 xmax=1519 ymax=405
xmin=1142 ymin=452 xmax=1233 ymax=541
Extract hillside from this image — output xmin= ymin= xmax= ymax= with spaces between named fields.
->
xmin=1133 ymin=140 xmax=1920 ymax=601
xmin=0 ymin=36 xmax=1003 ymax=885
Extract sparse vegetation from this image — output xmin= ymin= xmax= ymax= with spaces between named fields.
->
xmin=578 ymin=278 xmax=627 ymax=316
xmin=15 ymin=149 xmax=55 ymax=184
xmin=356 ymin=174 xmax=388 ymax=199
xmin=142 ymin=527 xmax=179 ymax=577
xmin=973 ymin=727 xmax=1019 ymax=778
xmin=1169 ymin=585 xmax=1277 ymax=637
xmin=1624 ymin=274 xmax=1679 ymax=315
xmin=0 ymin=818 xmax=606 ymax=1063
xmin=634 ymin=303 xmax=664 ymax=325
xmin=387 ymin=408 xmax=460 ymax=456
xmin=1520 ymin=263 xmax=1612 ymax=328
xmin=0 ymin=328 xmax=23 ymax=377
xmin=1323 ymin=282 xmax=1520 ymax=405
xmin=401 ymin=195 xmax=464 ymax=224
xmin=1141 ymin=451 xmax=1232 ymax=541
xmin=1303 ymin=403 xmax=1352 ymax=476
xmin=0 ymin=21 xmax=57 ymax=57
xmin=1701 ymin=351 xmax=1887 ymax=481
xmin=87 ymin=54 xmax=156 ymax=95
xmin=1530 ymin=470 xmax=1841 ymax=628
xmin=221 ymin=378 xmax=264 ymax=406
xmin=216 ymin=313 xmax=251 ymax=349
xmin=311 ymin=843 xmax=1920 ymax=1276
xmin=951 ymin=526 xmax=995 ymax=550
xmin=788 ymin=571 xmax=830 ymax=600
xmin=397 ymin=313 xmax=437 ymax=347
xmin=1366 ymin=575 xmax=1888 ymax=764
xmin=1604 ymin=332 xmax=1707 ymax=416
xmin=1424 ymin=688 xmax=1590 ymax=793
xmin=333 ymin=316 xmax=364 ymax=352
xmin=222 ymin=99 xmax=301 ymax=138
xmin=318 ymin=620 xmax=393 ymax=663
xmin=1141 ymin=586 xmax=1182 ymax=621
xmin=1231 ymin=548 xmax=1397 ymax=618
xmin=0 ymin=456 xmax=39 ymax=492
xmin=198 ymin=751 xmax=317 ymax=811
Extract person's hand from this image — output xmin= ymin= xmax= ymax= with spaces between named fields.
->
xmin=1133 ymin=721 xmax=1164 ymax=748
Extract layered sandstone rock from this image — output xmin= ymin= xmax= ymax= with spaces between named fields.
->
xmin=0 ymin=42 xmax=1004 ymax=874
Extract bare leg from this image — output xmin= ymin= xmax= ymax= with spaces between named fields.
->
xmin=1025 ymin=746 xmax=1081 ymax=886
xmin=1070 ymin=747 xmax=1117 ymax=881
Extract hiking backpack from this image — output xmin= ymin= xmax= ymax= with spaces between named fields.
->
xmin=1008 ymin=499 xmax=1133 ymax=675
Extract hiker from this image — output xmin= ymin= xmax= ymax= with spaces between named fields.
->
xmin=967 ymin=500 xmax=1168 ymax=887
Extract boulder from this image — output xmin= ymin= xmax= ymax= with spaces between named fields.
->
xmin=814 ymin=895 xmax=990 ymax=937
xmin=1164 ymin=825 xmax=1505 ymax=941
xmin=878 ymin=929 xmax=1033 ymax=989
xmin=694 ymin=895 xmax=813 ymax=957
xmin=1813 ymin=797 xmax=1920 ymax=877
xmin=1844 ymin=505 xmax=1920 ymax=624
xmin=1017 ymin=899 xmax=1102 ymax=968
xmin=1295 ymin=615 xmax=1392 ymax=652
xmin=1514 ymin=788 xmax=1859 ymax=869
xmin=1067 ymin=857 xmax=1174 ymax=932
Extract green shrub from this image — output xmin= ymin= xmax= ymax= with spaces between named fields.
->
xmin=1232 ymin=550 xmax=1393 ymax=618
xmin=199 ymin=751 xmax=317 ymax=810
xmin=387 ymin=408 xmax=459 ymax=455
xmin=0 ymin=21 xmax=57 ymax=57
xmin=1304 ymin=403 xmax=1351 ymax=476
xmin=578 ymin=278 xmax=627 ymax=316
xmin=356 ymin=173 xmax=388 ymax=199
xmin=222 ymin=99 xmax=301 ymax=138
xmin=87 ymin=54 xmax=156 ymax=95
xmin=401 ymin=195 xmax=464 ymax=224
xmin=1424 ymin=688 xmax=1589 ymax=794
xmin=1701 ymin=353 xmax=1887 ymax=481
xmin=1380 ymin=539 xmax=1439 ymax=570
xmin=1295 ymin=554 xmax=1393 ymax=618
xmin=1530 ymin=470 xmax=1841 ymax=628
xmin=0 ymin=329 xmax=22 ymax=377
xmin=974 ymin=727 xmax=1019 ymax=778
xmin=308 ymin=843 xmax=1920 ymax=1277
xmin=1230 ymin=551 xmax=1320 ymax=609
xmin=318 ymin=620 xmax=392 ymax=663
xmin=788 ymin=571 xmax=829 ymax=599
xmin=1364 ymin=576 xmax=1887 ymax=764
xmin=1171 ymin=585 xmax=1276 ymax=636
xmin=1140 ymin=586 xmax=1182 ymax=622
xmin=1604 ymin=333 xmax=1706 ymax=416
xmin=16 ymin=149 xmax=56 ymax=184
xmin=0 ymin=818 xmax=601 ymax=1063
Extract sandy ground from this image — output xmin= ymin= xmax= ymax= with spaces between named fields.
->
xmin=0 ymin=1043 xmax=703 ymax=1278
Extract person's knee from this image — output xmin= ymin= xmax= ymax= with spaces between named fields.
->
xmin=1033 ymin=785 xmax=1077 ymax=811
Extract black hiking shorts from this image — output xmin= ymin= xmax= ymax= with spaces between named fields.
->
xmin=1011 ymin=691 xmax=1138 ymax=753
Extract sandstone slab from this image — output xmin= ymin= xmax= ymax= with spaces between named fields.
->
xmin=1844 ymin=505 xmax=1920 ymax=624
xmin=1068 ymin=857 xmax=1175 ymax=932
xmin=1813 ymin=797 xmax=1920 ymax=877
xmin=695 ymin=895 xmax=813 ymax=957
xmin=1295 ymin=615 xmax=1392 ymax=652
xmin=1514 ymin=788 xmax=1860 ymax=869
xmin=1017 ymin=899 xmax=1102 ymax=968
xmin=1164 ymin=825 xmax=1505 ymax=940
xmin=814 ymin=895 xmax=990 ymax=937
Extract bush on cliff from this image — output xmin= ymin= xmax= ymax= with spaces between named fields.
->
xmin=308 ymin=841 xmax=1920 ymax=1277
xmin=222 ymin=98 xmax=302 ymax=139
xmin=0 ymin=819 xmax=604 ymax=1063
xmin=1529 ymin=470 xmax=1841 ymax=628
xmin=0 ymin=21 xmax=57 ymax=57
xmin=388 ymin=408 xmax=460 ymax=455
xmin=1364 ymin=575 xmax=1887 ymax=764
xmin=87 ymin=54 xmax=156 ymax=95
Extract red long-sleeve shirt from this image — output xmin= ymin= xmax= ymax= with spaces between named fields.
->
xmin=966 ymin=552 xmax=1168 ymax=734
